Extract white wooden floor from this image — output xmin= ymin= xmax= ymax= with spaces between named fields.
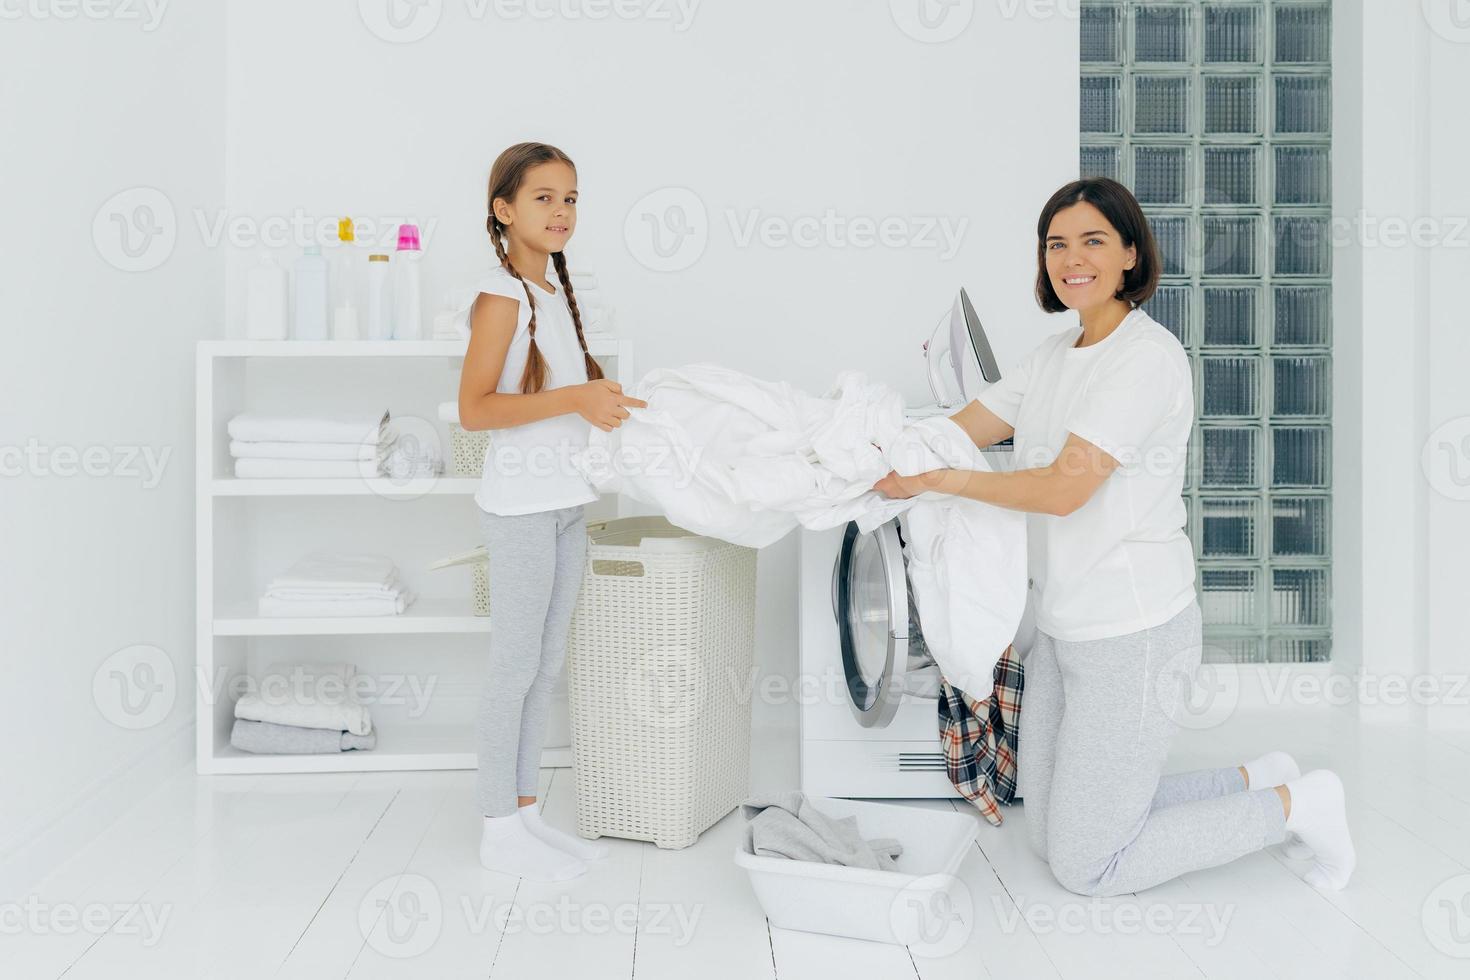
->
xmin=11 ymin=707 xmax=1470 ymax=979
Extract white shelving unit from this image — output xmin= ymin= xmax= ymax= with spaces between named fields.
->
xmin=195 ymin=335 xmax=633 ymax=774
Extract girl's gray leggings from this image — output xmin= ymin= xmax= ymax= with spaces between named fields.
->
xmin=476 ymin=504 xmax=587 ymax=818
xmin=1019 ymin=599 xmax=1287 ymax=896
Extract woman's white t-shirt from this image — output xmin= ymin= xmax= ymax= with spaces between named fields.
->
xmin=462 ymin=264 xmax=598 ymax=517
xmin=977 ymin=306 xmax=1196 ymax=642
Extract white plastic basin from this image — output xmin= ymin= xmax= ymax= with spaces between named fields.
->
xmin=733 ymin=796 xmax=978 ymax=946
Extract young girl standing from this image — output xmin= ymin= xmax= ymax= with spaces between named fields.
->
xmin=457 ymin=142 xmax=646 ymax=881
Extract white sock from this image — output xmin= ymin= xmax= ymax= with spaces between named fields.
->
xmin=1283 ymin=770 xmax=1355 ymax=890
xmin=1242 ymin=751 xmax=1313 ymax=858
xmin=479 ymin=813 xmax=586 ymax=881
xmin=1243 ymin=750 xmax=1300 ymax=790
xmin=519 ymin=802 xmax=609 ymax=861
xmin=1280 ymin=834 xmax=1315 ymax=860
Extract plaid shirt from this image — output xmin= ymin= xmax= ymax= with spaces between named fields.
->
xmin=936 ymin=643 xmax=1023 ymax=827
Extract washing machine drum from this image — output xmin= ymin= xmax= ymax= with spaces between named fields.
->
xmin=831 ymin=519 xmax=939 ymax=729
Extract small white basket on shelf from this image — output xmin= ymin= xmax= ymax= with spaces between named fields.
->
xmin=438 ymin=400 xmax=490 ymax=478
xmin=568 ymin=516 xmax=757 ymax=849
xmin=429 ymin=545 xmax=490 ymax=616
xmin=449 ymin=424 xmax=490 ymax=478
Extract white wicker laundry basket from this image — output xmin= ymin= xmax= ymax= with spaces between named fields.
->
xmin=568 ymin=516 xmax=757 ymax=849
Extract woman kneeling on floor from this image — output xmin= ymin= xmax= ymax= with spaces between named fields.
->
xmin=874 ymin=177 xmax=1355 ymax=897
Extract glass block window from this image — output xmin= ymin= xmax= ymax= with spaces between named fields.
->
xmin=1081 ymin=2 xmax=1332 ymax=665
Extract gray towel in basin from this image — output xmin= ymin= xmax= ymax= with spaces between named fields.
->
xmin=741 ymin=792 xmax=903 ymax=871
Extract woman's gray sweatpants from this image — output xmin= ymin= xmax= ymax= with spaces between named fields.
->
xmin=1019 ymin=599 xmax=1287 ymax=896
xmin=476 ymin=504 xmax=588 ymax=818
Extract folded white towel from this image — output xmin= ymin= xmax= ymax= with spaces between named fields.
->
xmin=230 ymin=440 xmax=380 ymax=461
xmin=381 ymin=444 xmax=439 ymax=465
xmin=380 ymin=446 xmax=444 ymax=480
xmin=234 ymin=683 xmax=373 ymax=735
xmin=227 ymin=411 xmax=393 ymax=446
xmin=265 ymin=582 xmax=403 ymax=601
xmin=258 ymin=592 xmax=413 ymax=617
xmin=236 ymin=660 xmax=373 ymax=735
xmin=383 ymin=460 xmax=444 ymax=480
xmin=235 ymin=458 xmax=369 ymax=479
xmin=268 ymin=553 xmax=398 ymax=591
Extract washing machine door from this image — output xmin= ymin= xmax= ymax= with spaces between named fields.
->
xmin=830 ymin=520 xmax=909 ymax=728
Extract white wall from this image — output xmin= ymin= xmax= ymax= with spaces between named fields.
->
xmin=0 ymin=4 xmax=226 ymax=893
xmin=1341 ymin=0 xmax=1470 ymax=729
xmin=1420 ymin=6 xmax=1470 ymax=730
xmin=222 ymin=1 xmax=1077 ymax=390
xmin=220 ymin=0 xmax=1079 ymax=729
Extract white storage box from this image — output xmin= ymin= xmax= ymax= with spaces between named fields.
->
xmin=734 ymin=797 xmax=978 ymax=946
xmin=568 ymin=516 xmax=757 ymax=849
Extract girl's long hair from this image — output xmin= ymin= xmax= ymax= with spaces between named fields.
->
xmin=485 ymin=142 xmax=604 ymax=393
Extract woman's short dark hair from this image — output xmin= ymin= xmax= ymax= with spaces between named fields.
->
xmin=1034 ymin=177 xmax=1160 ymax=313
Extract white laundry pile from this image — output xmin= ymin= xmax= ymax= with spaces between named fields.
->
xmin=576 ymin=365 xmax=906 ymax=548
xmin=877 ymin=416 xmax=1029 ymax=693
xmin=226 ymin=411 xmax=443 ymax=479
xmin=572 ymin=364 xmax=1026 ymax=690
xmin=233 ymin=661 xmax=375 ymax=740
xmin=258 ymin=552 xmax=416 ymax=617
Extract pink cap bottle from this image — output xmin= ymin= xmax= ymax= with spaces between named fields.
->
xmin=392 ymin=224 xmax=423 ymax=340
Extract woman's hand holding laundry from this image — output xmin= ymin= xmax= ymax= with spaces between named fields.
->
xmin=873 ymin=469 xmax=939 ymax=499
xmin=573 ymin=379 xmax=649 ymax=431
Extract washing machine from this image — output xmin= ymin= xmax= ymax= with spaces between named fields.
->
xmin=797 ymin=291 xmax=1036 ymax=799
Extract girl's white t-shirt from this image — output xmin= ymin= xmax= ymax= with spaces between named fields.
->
xmin=977 ymin=306 xmax=1197 ymax=642
xmin=463 ymin=264 xmax=598 ymax=517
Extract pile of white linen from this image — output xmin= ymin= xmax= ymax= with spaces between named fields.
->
xmin=227 ymin=411 xmax=443 ymax=479
xmin=259 ymin=552 xmax=415 ymax=617
xmin=233 ymin=661 xmax=373 ymax=736
xmin=571 ymin=364 xmax=1026 ymax=691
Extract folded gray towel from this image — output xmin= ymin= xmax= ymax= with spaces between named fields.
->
xmin=741 ymin=792 xmax=904 ymax=871
xmin=229 ymin=719 xmax=377 ymax=754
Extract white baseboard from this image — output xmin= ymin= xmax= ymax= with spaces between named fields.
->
xmin=0 ymin=717 xmax=194 ymax=899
